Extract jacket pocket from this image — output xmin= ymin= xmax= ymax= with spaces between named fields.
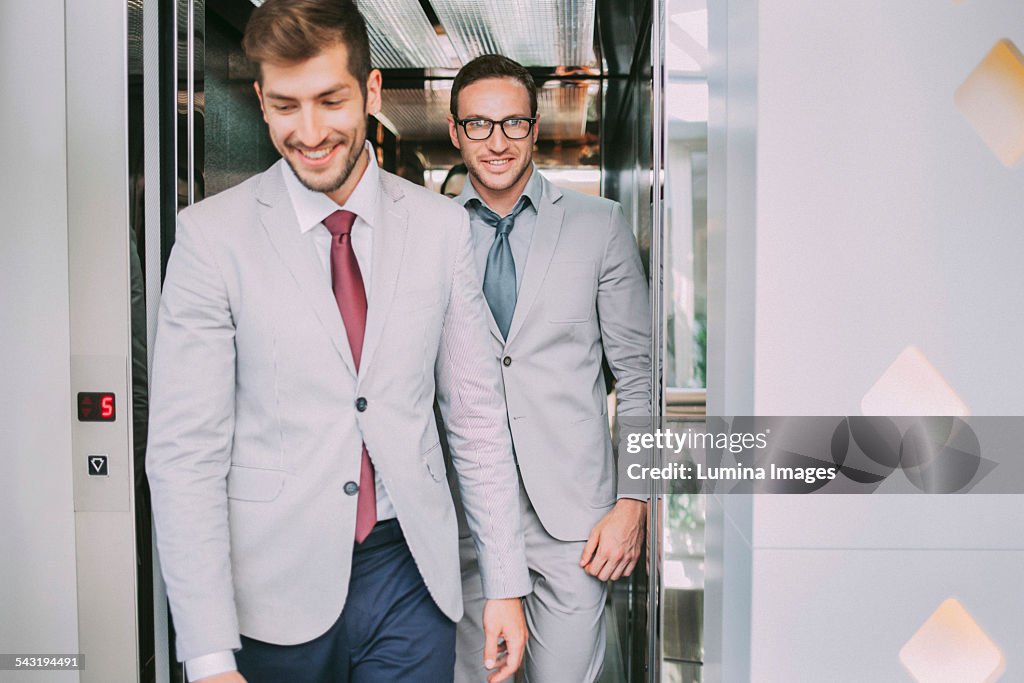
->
xmin=421 ymin=443 xmax=446 ymax=482
xmin=226 ymin=464 xmax=285 ymax=502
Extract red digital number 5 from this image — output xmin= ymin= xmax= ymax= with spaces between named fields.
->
xmin=101 ymin=395 xmax=114 ymax=419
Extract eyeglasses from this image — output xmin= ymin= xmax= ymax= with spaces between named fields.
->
xmin=456 ymin=117 xmax=537 ymax=141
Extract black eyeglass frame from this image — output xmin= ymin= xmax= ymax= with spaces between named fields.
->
xmin=455 ymin=116 xmax=538 ymax=141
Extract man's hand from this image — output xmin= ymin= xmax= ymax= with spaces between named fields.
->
xmin=579 ymin=498 xmax=647 ymax=581
xmin=482 ymin=597 xmax=528 ymax=683
xmin=195 ymin=673 xmax=246 ymax=683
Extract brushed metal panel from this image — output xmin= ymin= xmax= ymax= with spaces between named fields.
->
xmin=357 ymin=0 xmax=456 ymax=68
xmin=430 ymin=0 xmax=597 ymax=66
xmin=66 ymin=0 xmax=140 ymax=678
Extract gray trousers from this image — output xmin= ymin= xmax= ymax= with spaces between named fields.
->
xmin=454 ymin=485 xmax=607 ymax=683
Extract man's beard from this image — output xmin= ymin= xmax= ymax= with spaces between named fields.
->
xmin=287 ymin=134 xmax=365 ymax=195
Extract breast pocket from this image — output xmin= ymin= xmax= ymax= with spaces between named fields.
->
xmin=545 ymin=261 xmax=596 ymax=323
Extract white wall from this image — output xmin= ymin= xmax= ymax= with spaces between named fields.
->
xmin=706 ymin=0 xmax=1024 ymax=680
xmin=0 ymin=1 xmax=81 ymax=680
xmin=755 ymin=0 xmax=1024 ymax=415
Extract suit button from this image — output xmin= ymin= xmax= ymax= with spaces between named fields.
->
xmin=502 ymin=356 xmax=512 ymax=367
xmin=355 ymin=397 xmax=367 ymax=412
xmin=343 ymin=481 xmax=359 ymax=496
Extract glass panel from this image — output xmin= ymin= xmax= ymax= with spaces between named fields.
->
xmin=664 ymin=3 xmax=709 ymax=391
xmin=663 ymin=660 xmax=704 ymax=683
xmin=662 ymin=0 xmax=709 ymax=679
xmin=663 ymin=491 xmax=705 ymax=676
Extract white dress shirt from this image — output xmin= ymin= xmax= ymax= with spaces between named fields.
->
xmin=186 ymin=141 xmax=396 ymax=682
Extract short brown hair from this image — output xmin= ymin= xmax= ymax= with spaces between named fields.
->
xmin=242 ymin=0 xmax=371 ymax=95
xmin=450 ymin=54 xmax=538 ymax=118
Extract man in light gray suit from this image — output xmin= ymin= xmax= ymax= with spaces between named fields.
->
xmin=147 ymin=3 xmax=529 ymax=682
xmin=446 ymin=55 xmax=653 ymax=682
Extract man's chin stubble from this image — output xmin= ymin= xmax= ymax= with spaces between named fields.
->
xmin=474 ymin=161 xmax=529 ymax=194
xmin=288 ymin=142 xmax=362 ymax=195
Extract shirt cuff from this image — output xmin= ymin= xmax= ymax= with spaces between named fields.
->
xmin=186 ymin=650 xmax=237 ymax=681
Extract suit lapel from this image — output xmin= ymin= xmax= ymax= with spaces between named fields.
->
xmin=358 ymin=172 xmax=407 ymax=379
xmin=256 ymin=162 xmax=357 ymax=378
xmin=505 ymin=177 xmax=564 ymax=347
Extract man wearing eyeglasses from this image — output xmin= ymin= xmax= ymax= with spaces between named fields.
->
xmin=446 ymin=55 xmax=652 ymax=683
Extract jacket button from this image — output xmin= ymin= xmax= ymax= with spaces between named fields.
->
xmin=502 ymin=356 xmax=512 ymax=367
xmin=343 ymin=481 xmax=359 ymax=496
xmin=355 ymin=397 xmax=367 ymax=412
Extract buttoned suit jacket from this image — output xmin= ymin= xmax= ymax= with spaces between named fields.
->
xmin=453 ymin=173 xmax=652 ymax=542
xmin=146 ymin=160 xmax=530 ymax=663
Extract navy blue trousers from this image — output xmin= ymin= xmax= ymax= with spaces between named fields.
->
xmin=236 ymin=519 xmax=456 ymax=682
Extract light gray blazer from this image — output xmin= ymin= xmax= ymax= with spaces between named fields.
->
xmin=456 ymin=173 xmax=652 ymax=542
xmin=147 ymin=161 xmax=530 ymax=662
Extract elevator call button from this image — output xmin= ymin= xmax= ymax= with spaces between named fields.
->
xmin=77 ymin=392 xmax=116 ymax=422
xmin=88 ymin=455 xmax=108 ymax=476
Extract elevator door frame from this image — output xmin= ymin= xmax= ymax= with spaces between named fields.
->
xmin=157 ymin=2 xmax=668 ymax=682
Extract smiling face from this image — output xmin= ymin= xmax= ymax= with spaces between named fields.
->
xmin=448 ymin=77 xmax=538 ymax=211
xmin=255 ymin=41 xmax=382 ymax=205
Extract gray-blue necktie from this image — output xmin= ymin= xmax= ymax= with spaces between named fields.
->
xmin=478 ymin=197 xmax=530 ymax=339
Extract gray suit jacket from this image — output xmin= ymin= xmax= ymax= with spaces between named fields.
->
xmin=455 ymin=173 xmax=652 ymax=542
xmin=147 ymin=161 xmax=530 ymax=662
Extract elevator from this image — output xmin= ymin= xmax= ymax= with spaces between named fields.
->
xmin=1 ymin=0 xmax=707 ymax=680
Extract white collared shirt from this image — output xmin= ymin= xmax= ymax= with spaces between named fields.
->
xmin=185 ymin=141 xmax=395 ymax=683
xmin=282 ymin=141 xmax=377 ymax=293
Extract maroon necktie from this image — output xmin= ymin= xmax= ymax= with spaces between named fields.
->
xmin=323 ymin=209 xmax=377 ymax=543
